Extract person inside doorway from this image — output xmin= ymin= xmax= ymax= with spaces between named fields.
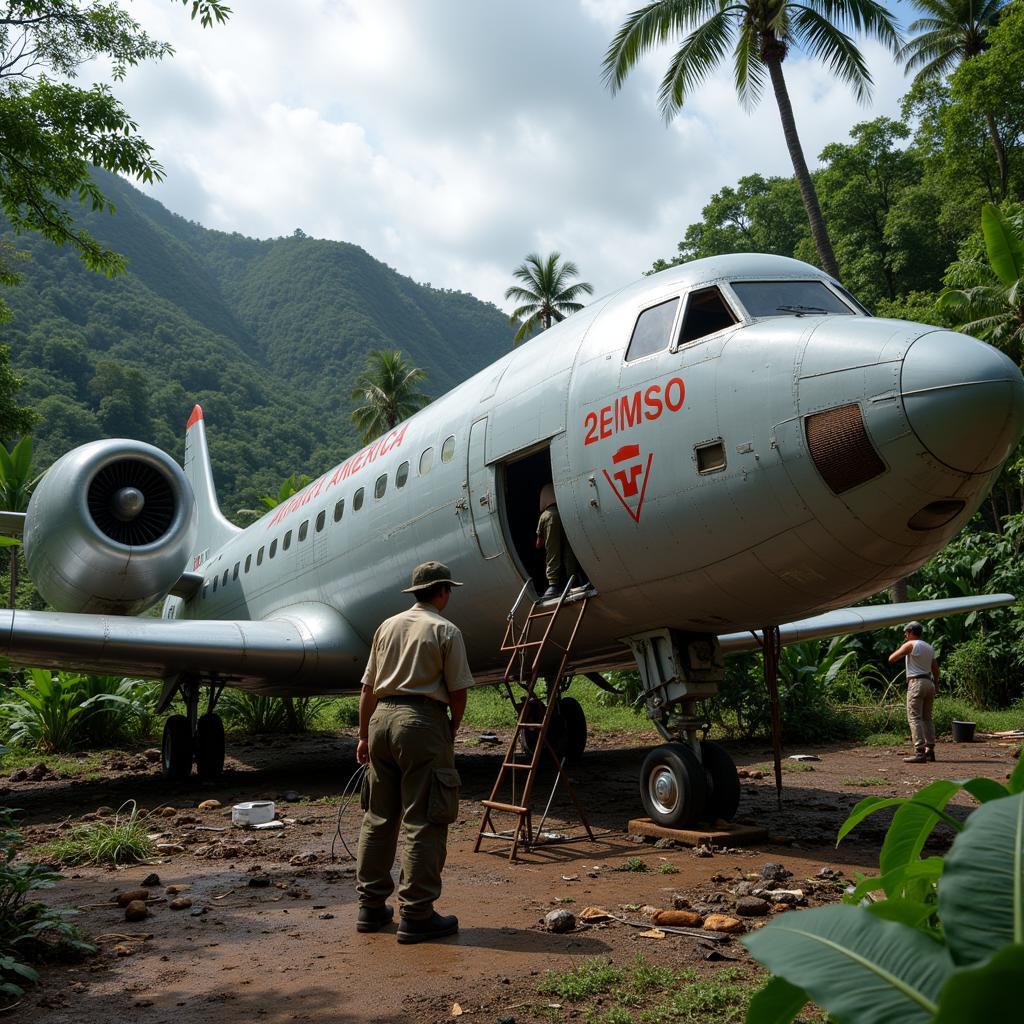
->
xmin=535 ymin=483 xmax=584 ymax=599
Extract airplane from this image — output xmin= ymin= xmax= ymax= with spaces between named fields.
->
xmin=2 ymin=252 xmax=1021 ymax=830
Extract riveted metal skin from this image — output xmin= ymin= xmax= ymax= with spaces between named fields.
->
xmin=4 ymin=254 xmax=1023 ymax=694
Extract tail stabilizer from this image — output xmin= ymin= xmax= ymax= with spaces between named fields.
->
xmin=184 ymin=405 xmax=241 ymax=565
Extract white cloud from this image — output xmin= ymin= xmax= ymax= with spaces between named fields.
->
xmin=107 ymin=0 xmax=913 ymax=309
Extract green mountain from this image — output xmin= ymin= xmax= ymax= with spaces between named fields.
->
xmin=1 ymin=169 xmax=515 ymax=515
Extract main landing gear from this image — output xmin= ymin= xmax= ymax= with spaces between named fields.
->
xmin=627 ymin=630 xmax=740 ymax=829
xmin=159 ymin=677 xmax=225 ymax=782
xmin=520 ymin=691 xmax=588 ymax=763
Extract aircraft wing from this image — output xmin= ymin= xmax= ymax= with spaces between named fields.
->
xmin=0 ymin=605 xmax=365 ymax=694
xmin=717 ymin=594 xmax=1017 ymax=654
xmin=0 ymin=511 xmax=25 ymax=534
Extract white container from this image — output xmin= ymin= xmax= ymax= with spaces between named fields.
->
xmin=232 ymin=800 xmax=275 ymax=827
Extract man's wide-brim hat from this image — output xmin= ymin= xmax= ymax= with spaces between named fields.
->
xmin=402 ymin=561 xmax=464 ymax=593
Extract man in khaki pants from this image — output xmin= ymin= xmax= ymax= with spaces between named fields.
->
xmin=888 ymin=621 xmax=939 ymax=764
xmin=355 ymin=562 xmax=474 ymax=943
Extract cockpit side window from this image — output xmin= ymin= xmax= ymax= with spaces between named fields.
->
xmin=624 ymin=298 xmax=679 ymax=362
xmin=678 ymin=287 xmax=738 ymax=344
xmin=730 ymin=280 xmax=859 ymax=318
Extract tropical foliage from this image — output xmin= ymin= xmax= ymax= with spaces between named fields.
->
xmin=349 ymin=349 xmax=429 ymax=444
xmin=603 ymin=0 xmax=902 ymax=280
xmin=505 ymin=252 xmax=593 ymax=344
xmin=0 ymin=808 xmax=91 ymax=1008
xmin=744 ymin=761 xmax=1024 ymax=1023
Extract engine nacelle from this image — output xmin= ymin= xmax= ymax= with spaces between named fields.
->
xmin=24 ymin=439 xmax=197 ymax=615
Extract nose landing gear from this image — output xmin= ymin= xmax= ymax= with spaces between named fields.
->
xmin=627 ymin=630 xmax=740 ymax=828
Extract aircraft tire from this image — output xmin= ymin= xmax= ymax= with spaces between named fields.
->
xmin=162 ymin=714 xmax=192 ymax=781
xmin=639 ymin=742 xmax=708 ymax=829
xmin=519 ymin=698 xmax=566 ymax=758
xmin=700 ymin=740 xmax=740 ymax=822
xmin=196 ymin=713 xmax=225 ymax=781
xmin=560 ymin=696 xmax=587 ymax=762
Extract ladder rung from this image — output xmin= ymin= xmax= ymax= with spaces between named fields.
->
xmin=527 ymin=609 xmax=558 ymax=620
xmin=516 ymin=722 xmax=544 ymax=729
xmin=501 ymin=761 xmax=531 ymax=769
xmin=482 ymin=799 xmax=529 ymax=815
xmin=478 ymin=831 xmax=521 ymax=841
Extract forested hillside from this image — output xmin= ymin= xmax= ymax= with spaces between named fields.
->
xmin=0 ymin=169 xmax=514 ymax=514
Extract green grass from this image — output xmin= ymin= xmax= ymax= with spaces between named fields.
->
xmin=41 ymin=801 xmax=153 ymax=865
xmin=543 ymin=957 xmax=761 ymax=1024
xmin=0 ymin=747 xmax=110 ymax=777
xmin=613 ymin=856 xmax=648 ymax=872
xmin=841 ymin=777 xmax=888 ymax=787
xmin=863 ymin=732 xmax=904 ymax=747
xmin=460 ymin=680 xmax=657 ymax=734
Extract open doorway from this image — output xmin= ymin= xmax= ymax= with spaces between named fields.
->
xmin=500 ymin=445 xmax=553 ymax=593
xmin=500 ymin=444 xmax=589 ymax=596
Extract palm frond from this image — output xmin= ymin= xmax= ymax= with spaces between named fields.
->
xmin=602 ymin=0 xmax=720 ymax=92
xmin=658 ymin=10 xmax=734 ymax=118
xmin=733 ymin=20 xmax=766 ymax=109
xmin=793 ymin=8 xmax=873 ymax=104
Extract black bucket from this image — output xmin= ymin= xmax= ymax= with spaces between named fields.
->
xmin=952 ymin=720 xmax=976 ymax=743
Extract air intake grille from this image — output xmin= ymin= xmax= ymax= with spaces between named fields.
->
xmin=88 ymin=459 xmax=175 ymax=545
xmin=805 ymin=404 xmax=886 ymax=494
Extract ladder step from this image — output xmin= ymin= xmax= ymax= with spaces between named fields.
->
xmin=501 ymin=761 xmax=531 ymax=769
xmin=527 ymin=609 xmax=559 ymax=620
xmin=481 ymin=799 xmax=529 ymax=815
xmin=515 ymin=722 xmax=544 ymax=729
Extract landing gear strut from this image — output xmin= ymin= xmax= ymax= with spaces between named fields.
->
xmin=627 ymin=630 xmax=740 ymax=828
xmin=159 ymin=677 xmax=225 ymax=782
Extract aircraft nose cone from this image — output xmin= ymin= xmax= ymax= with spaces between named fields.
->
xmin=901 ymin=330 xmax=1024 ymax=473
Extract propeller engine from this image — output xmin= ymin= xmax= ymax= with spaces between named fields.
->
xmin=24 ymin=440 xmax=197 ymax=614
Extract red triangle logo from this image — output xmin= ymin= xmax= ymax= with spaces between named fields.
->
xmin=602 ymin=444 xmax=653 ymax=523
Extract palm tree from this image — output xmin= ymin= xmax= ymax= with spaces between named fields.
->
xmin=939 ymin=203 xmax=1024 ymax=363
xmin=602 ymin=0 xmax=902 ymax=281
xmin=505 ymin=252 xmax=594 ymax=345
xmin=0 ymin=436 xmax=41 ymax=607
xmin=349 ymin=350 xmax=429 ymax=444
xmin=899 ymin=0 xmax=1009 ymax=197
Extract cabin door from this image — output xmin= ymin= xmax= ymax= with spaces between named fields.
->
xmin=466 ymin=417 xmax=504 ymax=560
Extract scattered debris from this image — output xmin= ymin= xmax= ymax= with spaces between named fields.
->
xmin=735 ymin=897 xmax=770 ymax=917
xmin=198 ymin=799 xmax=221 ymax=811
xmin=703 ymin=914 xmax=744 ymax=934
xmin=788 ymin=754 xmax=821 ymax=762
xmin=115 ymin=889 xmax=152 ymax=907
xmin=169 ymin=897 xmax=192 ymax=911
xmin=478 ymin=732 xmax=500 ymax=744
xmin=652 ymin=909 xmax=703 ymax=927
xmin=543 ymin=909 xmax=575 ymax=933
xmin=638 ymin=928 xmax=666 ymax=939
xmin=578 ymin=907 xmax=611 ymax=922
xmin=248 ymin=875 xmax=272 ymax=888
xmin=124 ymin=900 xmax=150 ymax=922
xmin=141 ymin=873 xmax=161 ymax=888
xmin=252 ymin=820 xmax=285 ymax=831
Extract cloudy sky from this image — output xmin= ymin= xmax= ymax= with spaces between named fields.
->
xmin=110 ymin=0 xmax=918 ymax=310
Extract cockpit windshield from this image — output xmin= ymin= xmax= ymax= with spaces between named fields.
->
xmin=730 ymin=280 xmax=863 ymax=318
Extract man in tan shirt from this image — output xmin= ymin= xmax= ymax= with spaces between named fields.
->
xmin=355 ymin=561 xmax=475 ymax=943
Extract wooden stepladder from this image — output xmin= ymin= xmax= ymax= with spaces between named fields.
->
xmin=474 ymin=578 xmax=595 ymax=861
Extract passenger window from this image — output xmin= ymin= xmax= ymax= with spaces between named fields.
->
xmin=334 ymin=499 xmax=344 ymax=522
xmin=396 ymin=461 xmax=409 ymax=488
xmin=257 ymin=546 xmax=264 ymax=566
xmin=354 ymin=487 xmax=364 ymax=511
xmin=222 ymin=569 xmax=229 ymax=586
xmin=695 ymin=439 xmax=727 ymax=474
xmin=269 ymin=539 xmax=277 ymax=558
xmin=212 ymin=576 xmax=218 ymax=592
xmin=375 ymin=473 xmax=387 ymax=499
xmin=202 ymin=584 xmax=208 ymax=599
xmin=316 ymin=510 xmax=326 ymax=532
xmin=625 ymin=298 xmax=679 ymax=361
xmin=232 ymin=562 xmax=239 ymax=580
xmin=441 ymin=436 xmax=456 ymax=463
xmin=298 ymin=520 xmax=308 ymax=542
xmin=678 ymin=287 xmax=737 ymax=345
xmin=283 ymin=530 xmax=292 ymax=551
xmin=245 ymin=554 xmax=252 ymax=573
xmin=419 ymin=447 xmax=433 ymax=475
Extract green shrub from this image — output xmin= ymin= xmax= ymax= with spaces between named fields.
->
xmin=335 ymin=697 xmax=360 ymax=728
xmin=45 ymin=801 xmax=153 ymax=866
xmin=0 ymin=808 xmax=92 ymax=1007
xmin=743 ymin=759 xmax=1024 ymax=1022
xmin=220 ymin=692 xmax=289 ymax=733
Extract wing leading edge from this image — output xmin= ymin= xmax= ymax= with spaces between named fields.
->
xmin=0 ymin=603 xmax=367 ymax=695
xmin=717 ymin=594 xmax=1017 ymax=654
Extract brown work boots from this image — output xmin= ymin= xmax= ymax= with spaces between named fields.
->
xmin=903 ymin=748 xmax=936 ymax=764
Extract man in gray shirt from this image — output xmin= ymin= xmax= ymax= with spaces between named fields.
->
xmin=355 ymin=561 xmax=475 ymax=943
xmin=888 ymin=621 xmax=939 ymax=764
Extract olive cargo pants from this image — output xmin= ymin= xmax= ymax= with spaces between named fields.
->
xmin=356 ymin=698 xmax=461 ymax=921
xmin=906 ymin=677 xmax=936 ymax=752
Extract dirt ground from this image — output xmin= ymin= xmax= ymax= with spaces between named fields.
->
xmin=3 ymin=729 xmax=1019 ymax=1023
